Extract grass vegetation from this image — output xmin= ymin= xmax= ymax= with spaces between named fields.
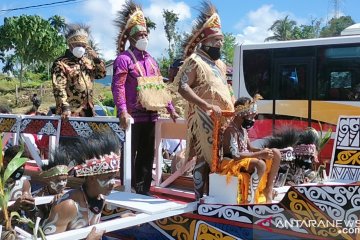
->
xmin=0 ymin=73 xmax=113 ymax=114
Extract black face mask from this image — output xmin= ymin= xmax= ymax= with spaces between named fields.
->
xmin=82 ymin=184 xmax=104 ymax=214
xmin=202 ymin=45 xmax=221 ymax=60
xmin=242 ymin=119 xmax=255 ymax=129
xmin=11 ymin=167 xmax=24 ymax=181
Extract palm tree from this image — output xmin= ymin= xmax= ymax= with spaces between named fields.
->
xmin=163 ymin=9 xmax=179 ymax=61
xmin=145 ymin=17 xmax=156 ymax=33
xmin=2 ymin=55 xmax=15 ymax=74
xmin=0 ymin=51 xmax=5 ymax=64
xmin=265 ymin=15 xmax=297 ymax=41
xmin=49 ymin=15 xmax=66 ymax=33
xmin=88 ymin=38 xmax=102 ymax=58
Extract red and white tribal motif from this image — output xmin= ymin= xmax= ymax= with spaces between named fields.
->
xmin=73 ymin=152 xmax=120 ymax=177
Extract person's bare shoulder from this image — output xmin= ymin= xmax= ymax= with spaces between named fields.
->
xmin=51 ymin=189 xmax=83 ymax=215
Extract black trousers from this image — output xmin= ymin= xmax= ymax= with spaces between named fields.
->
xmin=131 ymin=122 xmax=155 ymax=194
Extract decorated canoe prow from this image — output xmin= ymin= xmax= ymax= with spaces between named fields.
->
xmin=114 ymin=115 xmax=360 ymax=240
xmin=1 ymin=114 xmax=359 ymax=240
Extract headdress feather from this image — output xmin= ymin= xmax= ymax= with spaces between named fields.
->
xmin=234 ymin=94 xmax=263 ymax=116
xmin=182 ymin=1 xmax=222 ymax=58
xmin=115 ymin=0 xmax=147 ymax=53
xmin=65 ymin=23 xmax=90 ymax=45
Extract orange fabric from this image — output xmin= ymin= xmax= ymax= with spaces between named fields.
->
xmin=218 ymin=158 xmax=272 ymax=204
xmin=255 ymin=159 xmax=272 ymax=203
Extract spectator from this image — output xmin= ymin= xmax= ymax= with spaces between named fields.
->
xmin=31 ymin=94 xmax=41 ymax=110
xmin=0 ymin=104 xmax=11 ymax=114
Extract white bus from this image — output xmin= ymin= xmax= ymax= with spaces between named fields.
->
xmin=232 ymin=35 xmax=360 ymax=161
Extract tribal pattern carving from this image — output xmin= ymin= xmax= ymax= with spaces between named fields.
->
xmin=287 ymin=190 xmax=351 ymax=240
xmin=19 ymin=119 xmax=32 ymax=133
xmin=336 ymin=117 xmax=360 ymax=148
xmin=335 ymin=150 xmax=360 ymax=166
xmin=0 ymin=117 xmax=18 ymax=133
xmin=194 ymin=221 xmax=239 ymax=240
xmin=330 ymin=116 xmax=360 ymax=181
xmin=38 ymin=121 xmax=57 ymax=136
xmin=155 ymin=215 xmax=197 ymax=240
xmin=197 ymin=203 xmax=309 ymax=233
xmin=19 ymin=118 xmax=59 ymax=136
xmin=295 ymin=186 xmax=360 ymax=223
xmin=61 ymin=119 xmax=125 ymax=142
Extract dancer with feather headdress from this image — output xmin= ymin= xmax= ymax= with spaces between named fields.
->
xmin=172 ymin=1 xmax=235 ymax=200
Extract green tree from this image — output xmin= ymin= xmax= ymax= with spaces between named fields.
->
xmin=0 ymin=51 xmax=5 ymax=63
xmin=265 ymin=15 xmax=297 ymax=41
xmin=2 ymin=55 xmax=16 ymax=74
xmin=320 ymin=16 xmax=355 ymax=37
xmin=292 ymin=19 xmax=322 ymax=39
xmin=0 ymin=15 xmax=67 ymax=87
xmin=145 ymin=17 xmax=156 ymax=33
xmin=157 ymin=56 xmax=171 ymax=78
xmin=162 ymin=9 xmax=179 ymax=61
xmin=49 ymin=15 xmax=66 ymax=33
xmin=221 ymin=33 xmax=236 ymax=65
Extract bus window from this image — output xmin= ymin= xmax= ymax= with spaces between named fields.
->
xmin=243 ymin=50 xmax=272 ymax=99
xmin=316 ymin=45 xmax=360 ymax=101
xmin=277 ymin=64 xmax=307 ymax=100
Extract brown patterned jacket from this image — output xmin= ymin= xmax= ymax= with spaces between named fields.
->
xmin=51 ymin=49 xmax=106 ymax=116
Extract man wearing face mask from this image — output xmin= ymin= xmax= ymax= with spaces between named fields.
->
xmin=112 ymin=0 xmax=178 ymax=195
xmin=222 ymin=96 xmax=281 ymax=203
xmin=33 ymin=147 xmax=70 ymax=224
xmin=172 ymin=1 xmax=234 ymax=200
xmin=42 ymin=131 xmax=124 ymax=239
xmin=52 ymin=24 xmax=106 ymax=119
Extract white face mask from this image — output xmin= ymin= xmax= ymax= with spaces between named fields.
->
xmin=135 ymin=38 xmax=148 ymax=51
xmin=72 ymin=46 xmax=86 ymax=58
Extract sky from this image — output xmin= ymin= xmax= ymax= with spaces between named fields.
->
xmin=1 ymin=0 xmax=360 ymax=61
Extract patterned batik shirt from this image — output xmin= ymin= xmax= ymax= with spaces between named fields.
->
xmin=51 ymin=49 xmax=106 ymax=116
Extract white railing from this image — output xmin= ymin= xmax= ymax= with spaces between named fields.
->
xmin=0 ymin=114 xmax=133 ymax=192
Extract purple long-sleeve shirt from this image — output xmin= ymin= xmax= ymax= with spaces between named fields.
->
xmin=112 ymin=47 xmax=174 ymax=123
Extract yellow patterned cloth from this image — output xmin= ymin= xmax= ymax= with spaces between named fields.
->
xmin=173 ymin=49 xmax=234 ymax=165
xmin=219 ymin=158 xmax=272 ymax=204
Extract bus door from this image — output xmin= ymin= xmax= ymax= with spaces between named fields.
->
xmin=272 ymin=57 xmax=314 ymax=130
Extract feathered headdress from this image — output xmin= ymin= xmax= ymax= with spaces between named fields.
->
xmin=65 ymin=23 xmax=90 ymax=46
xmin=115 ymin=0 xmax=147 ymax=53
xmin=235 ymin=94 xmax=263 ymax=116
xmin=40 ymin=146 xmax=70 ymax=178
xmin=183 ymin=1 xmax=222 ymax=58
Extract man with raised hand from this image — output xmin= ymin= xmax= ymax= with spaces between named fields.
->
xmin=52 ymin=24 xmax=106 ymax=119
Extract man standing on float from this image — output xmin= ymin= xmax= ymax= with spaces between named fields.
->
xmin=112 ymin=0 xmax=178 ymax=195
xmin=173 ymin=1 xmax=235 ymax=200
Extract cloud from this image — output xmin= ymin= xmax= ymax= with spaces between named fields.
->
xmin=80 ymin=0 xmax=191 ymax=61
xmin=81 ymin=0 xmax=125 ymax=60
xmin=234 ymin=4 xmax=299 ymax=44
xmin=143 ymin=0 xmax=191 ymax=59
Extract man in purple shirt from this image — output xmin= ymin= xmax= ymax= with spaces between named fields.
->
xmin=112 ymin=0 xmax=178 ymax=195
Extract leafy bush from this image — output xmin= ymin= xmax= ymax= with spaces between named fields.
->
xmin=24 ymin=72 xmax=49 ymax=82
xmin=101 ymin=91 xmax=115 ymax=107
